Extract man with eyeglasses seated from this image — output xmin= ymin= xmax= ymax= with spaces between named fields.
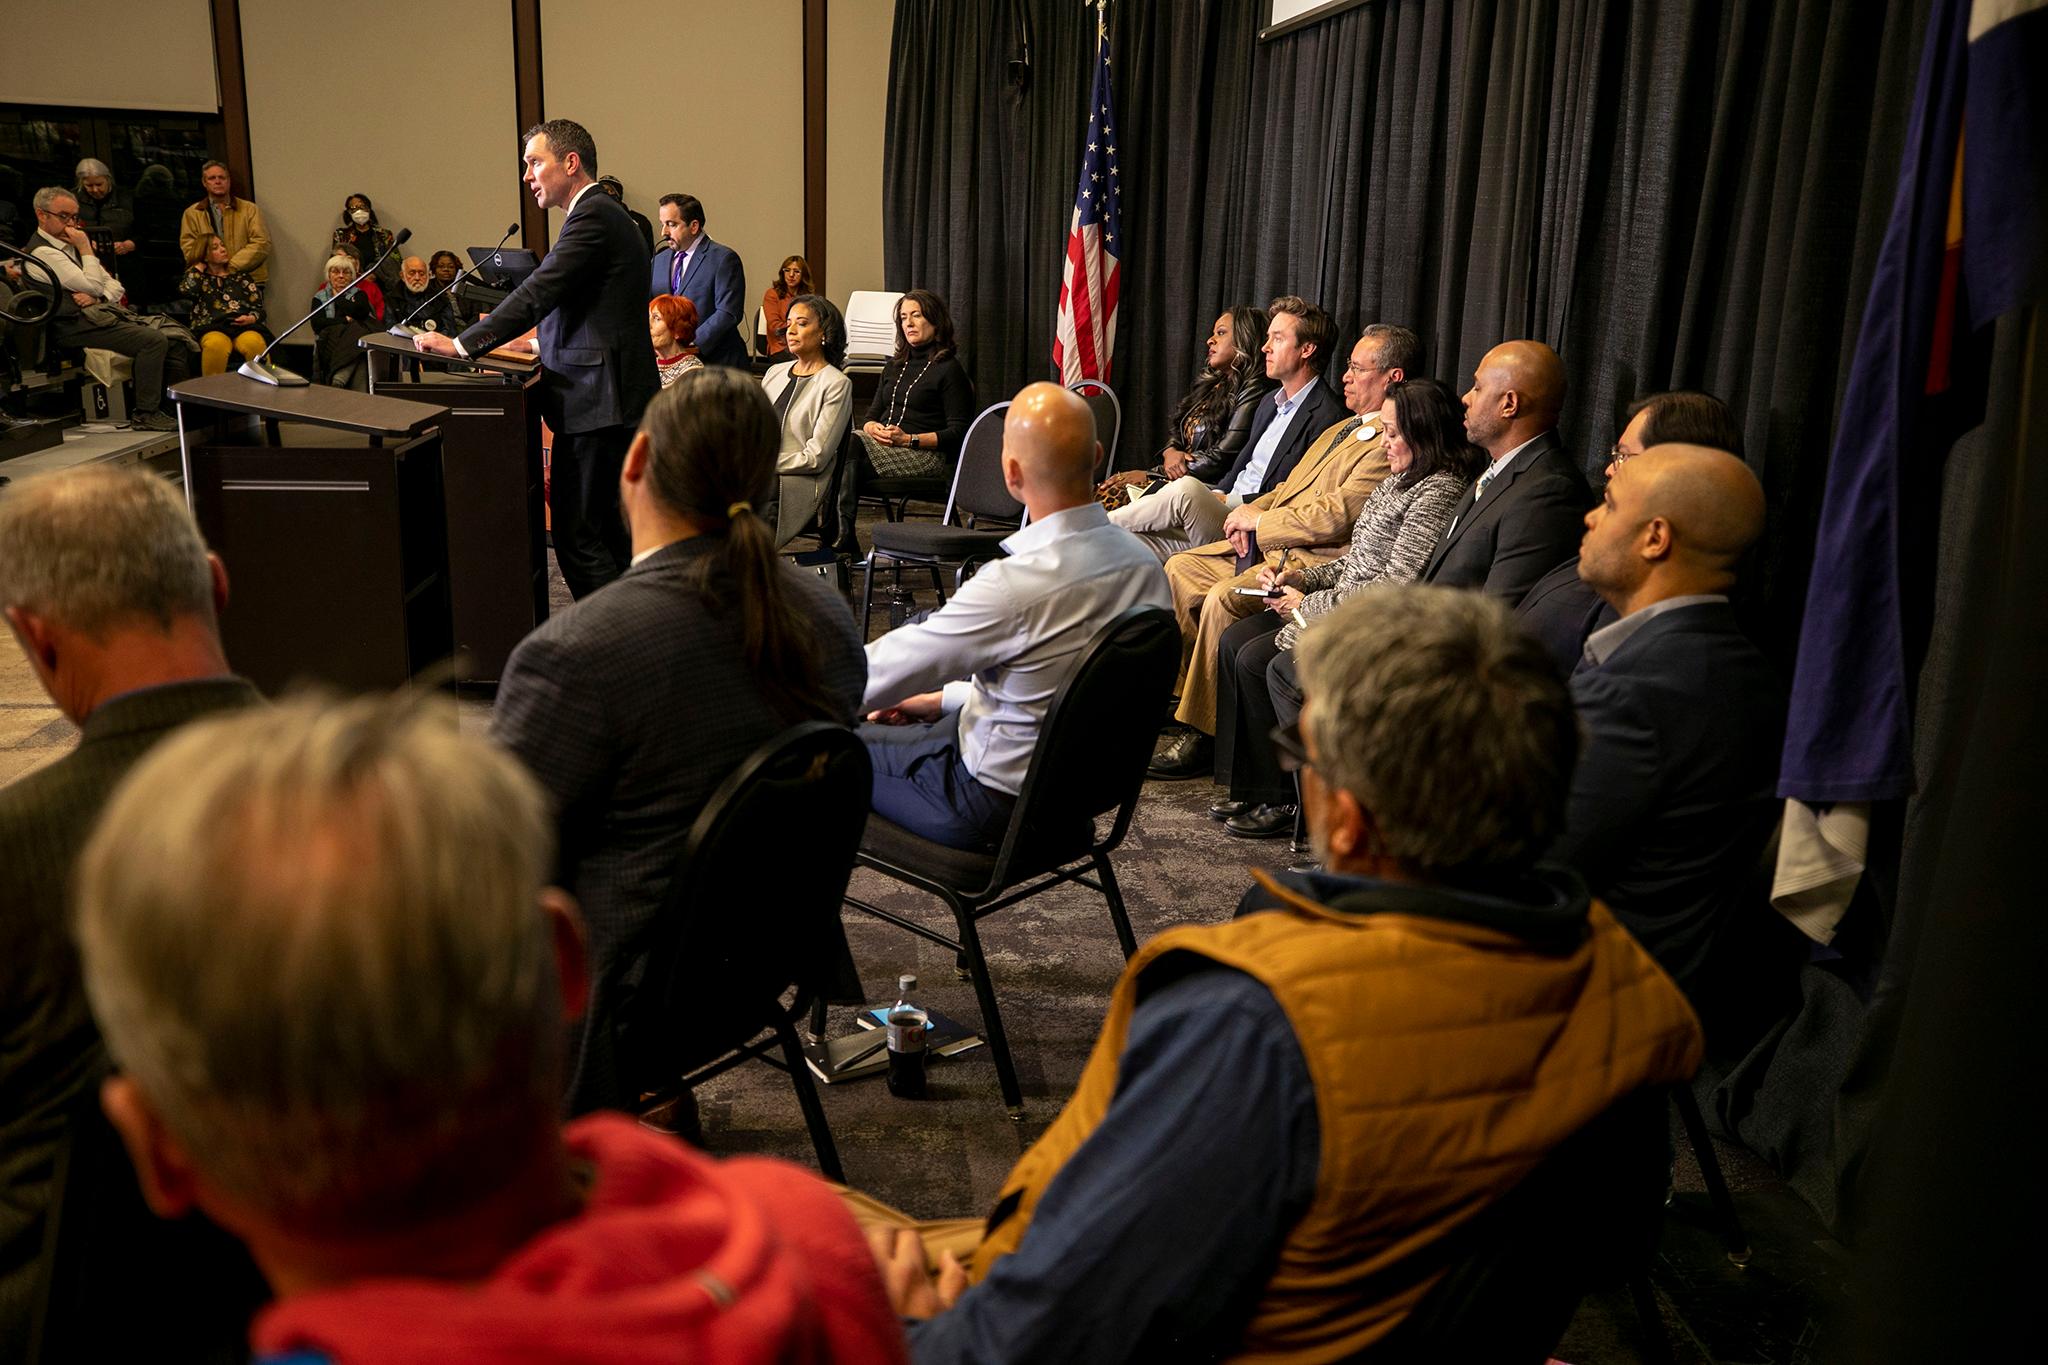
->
xmin=864 ymin=584 xmax=1702 ymax=1363
xmin=26 ymin=185 xmax=193 ymax=432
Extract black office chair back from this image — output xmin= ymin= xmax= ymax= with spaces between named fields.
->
xmin=992 ymin=605 xmax=1179 ymax=873
xmin=946 ymin=400 xmax=1021 ymax=526
xmin=1365 ymin=1087 xmax=1669 ymax=1361
xmin=625 ymin=721 xmax=872 ymax=1088
xmin=1068 ymin=380 xmax=1121 ymax=481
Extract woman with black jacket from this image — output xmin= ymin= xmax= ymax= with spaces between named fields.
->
xmin=832 ymin=288 xmax=977 ymax=553
xmin=1100 ymin=305 xmax=1276 ymax=504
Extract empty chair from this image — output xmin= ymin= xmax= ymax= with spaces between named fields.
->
xmin=1067 ymin=378 xmax=1121 ymax=480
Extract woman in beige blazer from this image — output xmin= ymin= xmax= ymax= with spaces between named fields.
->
xmin=760 ymin=294 xmax=853 ymax=547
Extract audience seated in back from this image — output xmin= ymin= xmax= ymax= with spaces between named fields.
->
xmin=858 ymin=584 xmax=1703 ymax=1361
xmin=762 ymin=254 xmax=812 ymax=357
xmin=311 ymin=253 xmax=377 ymax=389
xmin=386 ymin=254 xmax=458 ymax=334
xmin=1098 ymin=306 xmax=1277 ymax=502
xmin=648 ymin=292 xmax=702 ymax=387
xmin=860 ymin=382 xmax=1169 ymax=851
xmin=492 ymin=368 xmax=866 ymax=1114
xmin=177 ymin=160 xmax=270 ymax=285
xmin=1552 ymin=442 xmax=1790 ymax=1046
xmin=833 ymin=289 xmax=979 ymax=555
xmin=1418 ymin=339 xmax=1588 ymax=602
xmin=71 ymin=692 xmax=908 ymax=1365
xmin=179 ymin=234 xmax=270 ymax=375
xmin=1147 ymin=323 xmax=1416 ymax=782
xmin=429 ymin=249 xmax=477 ymax=326
xmin=72 ymin=158 xmax=135 ymax=264
xmin=1111 ymin=296 xmax=1347 ymax=564
xmin=762 ymin=292 xmax=853 ymax=547
xmin=650 ymin=193 xmax=747 ymax=368
xmin=0 ymin=466 xmax=263 ymax=1357
xmin=1210 ymin=377 xmax=1483 ymax=837
xmin=330 ymin=192 xmax=401 ymax=297
xmin=1516 ymin=389 xmax=1746 ymax=677
xmin=27 ymin=185 xmax=195 ymax=433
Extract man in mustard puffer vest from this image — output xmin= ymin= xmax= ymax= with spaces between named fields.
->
xmin=867 ymin=584 xmax=1704 ymax=1363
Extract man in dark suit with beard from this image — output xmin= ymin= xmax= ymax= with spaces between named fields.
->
xmin=1421 ymin=339 xmax=1588 ymax=604
xmin=414 ymin=119 xmax=658 ymax=600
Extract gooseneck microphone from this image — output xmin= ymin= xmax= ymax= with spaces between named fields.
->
xmin=389 ymin=223 xmax=517 ymax=337
xmin=239 ymin=227 xmax=411 ymax=386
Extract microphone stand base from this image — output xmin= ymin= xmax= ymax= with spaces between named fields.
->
xmin=238 ymin=358 xmax=311 ymax=387
xmin=386 ymin=324 xmax=422 ymax=338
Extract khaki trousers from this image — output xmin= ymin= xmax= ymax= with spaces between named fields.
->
xmin=1167 ymin=548 xmax=1271 ymax=734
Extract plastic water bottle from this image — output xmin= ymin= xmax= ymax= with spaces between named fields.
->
xmin=886 ymin=973 xmax=929 ymax=1099
xmin=887 ymin=586 xmax=918 ymax=629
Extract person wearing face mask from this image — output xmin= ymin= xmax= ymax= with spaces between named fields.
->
xmin=388 ymin=254 xmax=458 ymax=333
xmin=331 ymin=193 xmax=401 ymax=297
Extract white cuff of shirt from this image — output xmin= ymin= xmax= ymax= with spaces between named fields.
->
xmin=940 ymin=680 xmax=971 ymax=715
xmin=1224 ymin=492 xmax=1246 ymax=510
xmin=451 ymin=336 xmax=469 ymax=358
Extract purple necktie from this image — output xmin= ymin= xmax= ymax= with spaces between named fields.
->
xmin=671 ymin=251 xmax=684 ymax=294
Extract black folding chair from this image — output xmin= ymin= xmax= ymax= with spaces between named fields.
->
xmin=1066 ymin=378 xmax=1121 ymax=479
xmin=623 ymin=721 xmax=871 ymax=1180
xmin=844 ymin=605 xmax=1180 ymax=1114
xmin=861 ymin=400 xmax=1018 ymax=635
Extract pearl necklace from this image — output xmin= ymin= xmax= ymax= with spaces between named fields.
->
xmin=884 ymin=351 xmax=939 ymax=429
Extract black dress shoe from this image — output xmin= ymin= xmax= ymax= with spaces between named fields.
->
xmin=1208 ymin=798 xmax=1251 ymax=821
xmin=1287 ymin=856 xmax=1324 ymax=875
xmin=1224 ymin=803 xmax=1298 ymax=839
xmin=1148 ymin=730 xmax=1214 ymax=780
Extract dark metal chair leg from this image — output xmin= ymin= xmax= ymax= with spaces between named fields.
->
xmin=952 ymin=900 xmax=1024 ymax=1116
xmin=1096 ymin=854 xmax=1138 ymax=960
xmin=778 ymin=1018 xmax=844 ymax=1182
xmin=860 ymin=553 xmax=879 ymax=638
xmin=1628 ymin=1273 xmax=1676 ymax=1365
xmin=1674 ymin=1087 xmax=1752 ymax=1266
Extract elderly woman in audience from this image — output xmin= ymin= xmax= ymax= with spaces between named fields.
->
xmin=73 ymin=158 xmax=135 ymax=260
xmin=649 ymin=293 xmax=703 ymax=387
xmin=311 ymin=253 xmax=377 ymax=389
xmin=331 ymin=192 xmax=400 ymax=296
xmin=761 ymin=254 xmax=812 ymax=358
xmin=1211 ymin=376 xmax=1483 ymax=838
xmin=761 ymin=293 xmax=853 ymax=546
xmin=833 ymin=288 xmax=977 ymax=554
xmin=1099 ymin=305 xmax=1276 ymax=502
xmin=429 ymin=249 xmax=477 ymax=326
xmin=179 ymin=234 xmax=269 ymax=375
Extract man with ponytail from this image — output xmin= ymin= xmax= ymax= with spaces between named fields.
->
xmin=492 ymin=368 xmax=867 ymax=1115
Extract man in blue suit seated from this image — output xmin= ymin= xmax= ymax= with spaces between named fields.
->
xmin=413 ymin=118 xmax=657 ymax=600
xmin=651 ymin=193 xmax=748 ymax=369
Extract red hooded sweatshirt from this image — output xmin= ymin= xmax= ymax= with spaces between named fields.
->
xmin=249 ymin=1115 xmax=907 ymax=1365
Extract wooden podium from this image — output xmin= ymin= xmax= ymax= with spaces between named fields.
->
xmin=168 ymin=373 xmax=453 ymax=695
xmin=361 ymin=332 xmax=548 ymax=683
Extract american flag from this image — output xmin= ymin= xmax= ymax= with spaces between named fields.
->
xmin=1053 ymin=7 xmax=1122 ymax=385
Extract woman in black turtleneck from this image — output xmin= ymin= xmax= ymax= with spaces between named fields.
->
xmin=832 ymin=288 xmax=977 ymax=554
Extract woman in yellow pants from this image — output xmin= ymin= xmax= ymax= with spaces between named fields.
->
xmin=179 ymin=235 xmax=270 ymax=375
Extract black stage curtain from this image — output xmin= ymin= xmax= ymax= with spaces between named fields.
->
xmin=883 ymin=0 xmax=1932 ymax=661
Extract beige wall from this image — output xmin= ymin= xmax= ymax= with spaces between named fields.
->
xmin=240 ymin=0 xmax=520 ymax=329
xmin=2 ymin=0 xmax=217 ymax=113
xmin=542 ymin=0 xmax=805 ymax=348
xmin=826 ymin=0 xmax=892 ymax=300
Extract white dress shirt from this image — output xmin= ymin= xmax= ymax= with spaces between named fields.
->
xmin=862 ymin=503 xmax=1173 ymax=795
xmin=453 ymin=181 xmax=599 ymax=358
xmin=1224 ymin=379 xmax=1314 ymax=506
xmin=30 ymin=229 xmax=123 ymax=303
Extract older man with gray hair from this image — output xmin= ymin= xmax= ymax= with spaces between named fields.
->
xmin=866 ymin=584 xmax=1703 ymax=1362
xmin=0 ymin=464 xmax=259 ymax=1353
xmin=72 ymin=693 xmax=908 ymax=1363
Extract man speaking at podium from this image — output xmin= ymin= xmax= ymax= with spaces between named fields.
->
xmin=414 ymin=119 xmax=657 ymax=599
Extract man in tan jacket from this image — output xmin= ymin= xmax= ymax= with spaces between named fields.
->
xmin=1149 ymin=324 xmax=1419 ymax=780
xmin=177 ymin=161 xmax=271 ymax=284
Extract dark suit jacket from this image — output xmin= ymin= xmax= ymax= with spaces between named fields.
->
xmin=1421 ymin=431 xmax=1589 ymax=605
xmin=457 ymin=188 xmax=658 ymax=435
xmin=1214 ymin=378 xmax=1345 ymax=498
xmin=649 ymin=234 xmax=748 ymax=369
xmin=0 ymin=678 xmax=264 ymax=1358
xmin=491 ymin=536 xmax=867 ymax=1113
xmin=1550 ymin=601 xmax=1786 ymax=1028
xmin=1514 ymin=555 xmax=1615 ymax=678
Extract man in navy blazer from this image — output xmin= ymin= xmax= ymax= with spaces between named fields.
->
xmin=1421 ymin=340 xmax=1588 ymax=605
xmin=1552 ymin=443 xmax=1789 ymax=1043
xmin=415 ymin=119 xmax=657 ymax=599
xmin=650 ymin=193 xmax=748 ymax=369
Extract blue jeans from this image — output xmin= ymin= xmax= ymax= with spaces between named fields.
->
xmin=861 ymin=710 xmax=1016 ymax=851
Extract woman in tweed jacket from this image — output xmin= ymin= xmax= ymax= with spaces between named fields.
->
xmin=1211 ymin=377 xmax=1485 ymax=834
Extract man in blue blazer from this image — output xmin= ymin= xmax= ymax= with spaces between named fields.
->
xmin=415 ymin=119 xmax=658 ymax=599
xmin=1553 ymin=442 xmax=1791 ymax=1044
xmin=650 ymin=193 xmax=748 ymax=369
